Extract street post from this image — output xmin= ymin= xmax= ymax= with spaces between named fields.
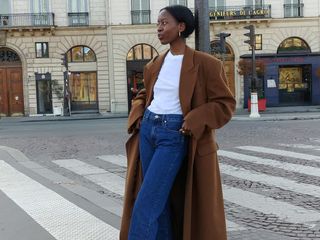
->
xmin=61 ymin=53 xmax=71 ymax=116
xmin=194 ymin=0 xmax=210 ymax=53
xmin=244 ymin=25 xmax=260 ymax=118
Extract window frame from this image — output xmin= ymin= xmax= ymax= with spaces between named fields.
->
xmin=68 ymin=0 xmax=88 ymax=13
xmin=169 ymin=0 xmax=187 ymax=6
xmin=31 ymin=0 xmax=50 ymax=13
xmin=67 ymin=45 xmax=96 ymax=63
xmin=35 ymin=42 xmax=49 ymax=58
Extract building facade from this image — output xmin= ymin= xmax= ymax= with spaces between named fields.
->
xmin=210 ymin=0 xmax=320 ymax=108
xmin=1 ymin=0 xmax=319 ymax=117
xmin=0 ymin=0 xmax=109 ymax=117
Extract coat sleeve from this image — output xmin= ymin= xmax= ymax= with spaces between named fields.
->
xmin=183 ymin=60 xmax=236 ymax=140
xmin=127 ymin=88 xmax=146 ymax=134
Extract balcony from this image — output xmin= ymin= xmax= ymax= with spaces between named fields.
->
xmin=68 ymin=12 xmax=89 ymax=26
xmin=131 ymin=10 xmax=151 ymax=24
xmin=209 ymin=5 xmax=271 ymax=21
xmin=0 ymin=13 xmax=54 ymax=29
xmin=284 ymin=3 xmax=304 ymax=18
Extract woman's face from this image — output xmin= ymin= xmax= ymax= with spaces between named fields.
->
xmin=157 ymin=10 xmax=183 ymax=45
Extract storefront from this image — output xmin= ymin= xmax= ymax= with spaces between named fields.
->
xmin=243 ymin=37 xmax=320 ymax=108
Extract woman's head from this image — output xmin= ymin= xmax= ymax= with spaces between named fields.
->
xmin=157 ymin=5 xmax=195 ymax=45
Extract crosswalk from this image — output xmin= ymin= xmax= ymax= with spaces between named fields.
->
xmin=1 ymin=141 xmax=320 ymax=239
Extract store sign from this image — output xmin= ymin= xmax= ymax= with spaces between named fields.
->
xmin=209 ymin=8 xmax=270 ymax=18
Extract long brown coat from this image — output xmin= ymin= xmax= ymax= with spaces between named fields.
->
xmin=120 ymin=45 xmax=236 ymax=240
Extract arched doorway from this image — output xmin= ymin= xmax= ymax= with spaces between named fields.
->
xmin=66 ymin=45 xmax=98 ymax=112
xmin=277 ymin=37 xmax=312 ymax=105
xmin=0 ymin=48 xmax=24 ymax=117
xmin=210 ymin=41 xmax=235 ymax=96
xmin=126 ymin=43 xmax=158 ymax=112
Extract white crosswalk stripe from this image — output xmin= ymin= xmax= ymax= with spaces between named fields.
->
xmin=218 ymin=150 xmax=320 ymax=177
xmin=279 ymin=143 xmax=320 ymax=151
xmin=0 ymin=160 xmax=119 ymax=240
xmin=237 ymin=146 xmax=320 ymax=161
xmin=4 ymin=142 xmax=320 ymax=238
xmin=220 ymin=163 xmax=320 ymax=198
xmin=223 ymin=185 xmax=320 ymax=225
xmin=54 ymin=156 xmax=245 ymax=232
xmin=53 ymin=159 xmax=125 ymax=196
xmin=97 ymin=155 xmax=127 ymax=167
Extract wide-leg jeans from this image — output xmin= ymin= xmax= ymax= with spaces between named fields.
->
xmin=128 ymin=109 xmax=188 ymax=240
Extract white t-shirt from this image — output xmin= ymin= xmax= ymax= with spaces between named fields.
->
xmin=148 ymin=51 xmax=184 ymax=114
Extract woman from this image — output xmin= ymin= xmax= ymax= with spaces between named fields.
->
xmin=120 ymin=5 xmax=236 ymax=240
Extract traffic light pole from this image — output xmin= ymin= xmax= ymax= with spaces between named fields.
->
xmin=61 ymin=53 xmax=71 ymax=116
xmin=244 ymin=25 xmax=260 ymax=118
xmin=194 ymin=0 xmax=210 ymax=53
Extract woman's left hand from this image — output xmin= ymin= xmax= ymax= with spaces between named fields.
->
xmin=180 ymin=122 xmax=192 ymax=136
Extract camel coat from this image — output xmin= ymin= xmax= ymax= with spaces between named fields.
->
xmin=120 ymin=45 xmax=236 ymax=240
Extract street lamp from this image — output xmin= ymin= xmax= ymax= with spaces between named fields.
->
xmin=213 ymin=32 xmax=231 ymax=63
xmin=243 ymin=25 xmax=260 ymax=118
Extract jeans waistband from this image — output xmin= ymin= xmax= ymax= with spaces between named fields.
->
xmin=143 ymin=109 xmax=184 ymax=122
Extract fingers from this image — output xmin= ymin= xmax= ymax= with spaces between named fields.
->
xmin=179 ymin=128 xmax=192 ymax=136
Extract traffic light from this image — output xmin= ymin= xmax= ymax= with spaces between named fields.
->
xmin=215 ymin=32 xmax=231 ymax=53
xmin=244 ymin=25 xmax=255 ymax=47
xmin=61 ymin=53 xmax=68 ymax=69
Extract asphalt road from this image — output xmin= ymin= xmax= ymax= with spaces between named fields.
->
xmin=1 ymin=117 xmax=320 ymax=240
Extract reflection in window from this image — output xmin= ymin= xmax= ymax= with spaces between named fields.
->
xmin=126 ymin=44 xmax=158 ymax=61
xmin=67 ymin=46 xmax=96 ymax=62
xmin=277 ymin=37 xmax=310 ymax=53
xmin=69 ymin=72 xmax=97 ymax=102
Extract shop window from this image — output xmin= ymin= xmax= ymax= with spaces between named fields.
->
xmin=67 ymin=46 xmax=96 ymax=62
xmin=127 ymin=43 xmax=158 ymax=61
xmin=35 ymin=42 xmax=49 ymax=58
xmin=277 ymin=37 xmax=310 ymax=53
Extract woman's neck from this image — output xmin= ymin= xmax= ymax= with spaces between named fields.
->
xmin=170 ymin=39 xmax=186 ymax=55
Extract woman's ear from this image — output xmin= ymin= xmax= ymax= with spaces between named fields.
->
xmin=178 ymin=22 xmax=186 ymax=33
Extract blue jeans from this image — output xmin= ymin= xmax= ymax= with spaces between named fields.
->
xmin=128 ymin=109 xmax=188 ymax=240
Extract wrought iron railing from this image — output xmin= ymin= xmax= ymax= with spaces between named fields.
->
xmin=0 ymin=13 xmax=54 ymax=28
xmin=131 ymin=10 xmax=151 ymax=24
xmin=68 ymin=12 xmax=89 ymax=26
xmin=209 ymin=5 xmax=271 ymax=20
xmin=284 ymin=3 xmax=304 ymax=18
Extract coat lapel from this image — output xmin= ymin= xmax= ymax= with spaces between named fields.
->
xmin=179 ymin=46 xmax=198 ymax=116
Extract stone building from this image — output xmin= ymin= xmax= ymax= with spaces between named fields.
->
xmin=1 ymin=0 xmax=319 ymax=117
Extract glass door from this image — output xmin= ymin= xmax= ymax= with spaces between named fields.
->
xmin=36 ymin=79 xmax=53 ymax=114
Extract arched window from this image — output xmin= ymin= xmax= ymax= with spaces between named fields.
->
xmin=277 ymin=37 xmax=311 ymax=54
xmin=67 ymin=46 xmax=96 ymax=62
xmin=126 ymin=44 xmax=158 ymax=61
xmin=210 ymin=40 xmax=234 ymax=61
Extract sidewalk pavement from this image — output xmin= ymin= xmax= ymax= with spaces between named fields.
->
xmin=0 ymin=105 xmax=320 ymax=123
